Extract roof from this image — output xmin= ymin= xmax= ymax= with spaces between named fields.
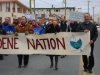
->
xmin=32 ymin=7 xmax=75 ymax=10
xmin=0 ymin=0 xmax=16 ymax=2
xmin=0 ymin=0 xmax=29 ymax=9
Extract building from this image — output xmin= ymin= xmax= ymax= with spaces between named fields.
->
xmin=32 ymin=7 xmax=75 ymax=20
xmin=94 ymin=13 xmax=100 ymax=24
xmin=0 ymin=0 xmax=29 ymax=23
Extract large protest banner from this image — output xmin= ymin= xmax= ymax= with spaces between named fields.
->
xmin=0 ymin=32 xmax=91 ymax=55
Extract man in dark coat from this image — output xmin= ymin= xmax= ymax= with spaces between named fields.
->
xmin=77 ymin=13 xmax=98 ymax=73
xmin=60 ymin=16 xmax=70 ymax=58
xmin=15 ymin=16 xmax=29 ymax=68
xmin=60 ymin=16 xmax=68 ymax=32
xmin=69 ymin=21 xmax=78 ymax=32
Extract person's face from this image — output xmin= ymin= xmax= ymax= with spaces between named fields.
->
xmin=32 ymin=21 xmax=36 ymax=25
xmin=84 ymin=14 xmax=91 ymax=23
xmin=21 ymin=17 xmax=27 ymax=23
xmin=52 ymin=17 xmax=58 ymax=26
xmin=29 ymin=21 xmax=32 ymax=24
xmin=49 ymin=20 xmax=52 ymax=25
xmin=16 ymin=18 xmax=20 ymax=24
xmin=61 ymin=16 xmax=65 ymax=22
xmin=14 ymin=19 xmax=18 ymax=22
xmin=5 ymin=18 xmax=9 ymax=23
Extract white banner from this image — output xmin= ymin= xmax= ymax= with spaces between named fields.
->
xmin=0 ymin=32 xmax=91 ymax=55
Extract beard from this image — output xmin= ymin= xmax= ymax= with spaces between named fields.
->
xmin=21 ymin=22 xmax=26 ymax=26
xmin=4 ymin=22 xmax=9 ymax=25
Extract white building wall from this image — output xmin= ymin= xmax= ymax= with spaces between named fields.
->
xmin=35 ymin=9 xmax=72 ymax=20
xmin=0 ymin=2 xmax=28 ymax=23
xmin=10 ymin=2 xmax=13 ymax=13
xmin=15 ymin=3 xmax=17 ymax=13
xmin=2 ymin=3 xmax=6 ymax=12
xmin=95 ymin=14 xmax=100 ymax=24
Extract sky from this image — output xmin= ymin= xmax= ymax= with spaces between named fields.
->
xmin=19 ymin=0 xmax=100 ymax=15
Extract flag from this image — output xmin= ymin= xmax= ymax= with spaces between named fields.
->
xmin=8 ymin=26 xmax=16 ymax=32
xmin=3 ymin=25 xmax=15 ymax=33
xmin=33 ymin=27 xmax=45 ymax=35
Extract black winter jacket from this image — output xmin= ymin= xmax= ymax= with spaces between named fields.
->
xmin=46 ymin=24 xmax=60 ymax=33
xmin=77 ymin=22 xmax=98 ymax=42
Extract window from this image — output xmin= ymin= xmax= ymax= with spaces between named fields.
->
xmin=47 ymin=9 xmax=48 ymax=11
xmin=47 ymin=9 xmax=50 ymax=12
xmin=23 ymin=8 xmax=26 ymax=13
xmin=17 ymin=8 xmax=22 ymax=13
xmin=41 ymin=14 xmax=45 ymax=18
xmin=59 ymin=9 xmax=60 ymax=12
xmin=0 ymin=3 xmax=2 ymax=11
xmin=54 ymin=9 xmax=60 ymax=12
xmin=17 ymin=4 xmax=22 ymax=13
xmin=6 ymin=2 xmax=10 ymax=12
xmin=56 ymin=9 xmax=58 ymax=12
xmin=56 ymin=9 xmax=59 ymax=12
xmin=12 ymin=2 xmax=15 ymax=12
xmin=49 ymin=9 xmax=51 ymax=12
xmin=69 ymin=9 xmax=72 ymax=12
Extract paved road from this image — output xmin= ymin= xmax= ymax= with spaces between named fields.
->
xmin=0 ymin=55 xmax=80 ymax=75
xmin=94 ymin=31 xmax=100 ymax=75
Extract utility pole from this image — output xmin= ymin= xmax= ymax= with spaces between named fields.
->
xmin=34 ymin=0 xmax=35 ymax=15
xmin=87 ymin=0 xmax=90 ymax=13
xmin=30 ymin=0 xmax=32 ymax=14
xmin=64 ymin=0 xmax=67 ymax=20
xmin=93 ymin=6 xmax=95 ymax=22
xmin=30 ymin=0 xmax=35 ymax=14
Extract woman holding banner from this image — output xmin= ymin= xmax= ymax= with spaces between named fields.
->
xmin=46 ymin=16 xmax=60 ymax=70
xmin=15 ymin=16 xmax=29 ymax=68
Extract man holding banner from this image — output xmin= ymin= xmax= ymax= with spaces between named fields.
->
xmin=2 ymin=17 xmax=15 ymax=34
xmin=15 ymin=16 xmax=29 ymax=68
xmin=60 ymin=15 xmax=69 ymax=58
xmin=60 ymin=15 xmax=69 ymax=32
xmin=0 ymin=17 xmax=15 ymax=60
xmin=77 ymin=13 xmax=98 ymax=73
